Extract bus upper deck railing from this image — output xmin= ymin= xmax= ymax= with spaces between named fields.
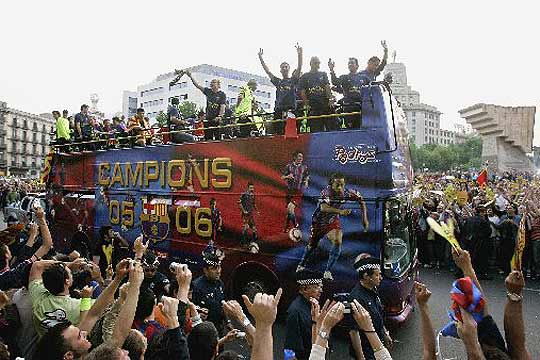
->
xmin=51 ymin=81 xmax=397 ymax=152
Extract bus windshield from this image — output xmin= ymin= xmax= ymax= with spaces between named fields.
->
xmin=383 ymin=196 xmax=414 ymax=278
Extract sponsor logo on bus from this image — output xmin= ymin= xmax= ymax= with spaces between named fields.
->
xmin=333 ymin=144 xmax=379 ymax=165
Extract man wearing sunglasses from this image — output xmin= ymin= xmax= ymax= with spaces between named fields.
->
xmin=140 ymin=252 xmax=170 ymax=300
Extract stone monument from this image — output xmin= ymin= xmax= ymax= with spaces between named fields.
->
xmin=459 ymin=104 xmax=535 ymax=173
xmin=89 ymin=93 xmax=105 ymax=119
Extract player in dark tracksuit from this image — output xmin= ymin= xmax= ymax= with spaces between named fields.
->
xmin=238 ymin=183 xmax=258 ymax=246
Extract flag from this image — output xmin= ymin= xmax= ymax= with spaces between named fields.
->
xmin=511 ymin=216 xmax=526 ymax=271
xmin=40 ymin=150 xmax=55 ymax=184
xmin=476 ymin=169 xmax=487 ymax=186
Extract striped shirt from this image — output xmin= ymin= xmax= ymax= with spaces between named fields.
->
xmin=312 ymin=186 xmax=360 ymax=227
xmin=528 ymin=215 xmax=540 ymax=242
xmin=283 ymin=162 xmax=309 ymax=191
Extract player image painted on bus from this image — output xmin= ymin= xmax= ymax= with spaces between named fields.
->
xmin=209 ymin=197 xmax=223 ymax=244
xmin=297 ymin=173 xmax=369 ymax=281
xmin=238 ymin=182 xmax=259 ymax=249
xmin=281 ymin=151 xmax=310 ymax=192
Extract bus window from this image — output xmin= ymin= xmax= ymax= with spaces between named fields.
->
xmin=383 ymin=197 xmax=412 ymax=278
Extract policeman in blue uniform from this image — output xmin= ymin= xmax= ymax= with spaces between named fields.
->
xmin=284 ymin=269 xmax=324 ymax=360
xmin=348 ymin=255 xmax=392 ymax=360
xmin=191 ymin=251 xmax=227 ymax=335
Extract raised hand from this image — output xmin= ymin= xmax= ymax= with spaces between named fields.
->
xmin=295 ymin=42 xmax=302 ymax=54
xmin=221 ymin=329 xmax=241 ymax=344
xmin=81 ymin=285 xmax=95 ymax=299
xmin=414 ymin=281 xmax=431 ymax=306
xmin=129 ymin=261 xmax=144 ymax=287
xmin=381 ymin=40 xmax=388 ymax=50
xmin=242 ymin=288 xmax=282 ymax=327
xmin=351 ymin=300 xmax=375 ymax=331
xmin=456 ymin=307 xmax=478 ymax=340
xmin=115 ymin=258 xmax=131 ymax=279
xmin=328 ymin=58 xmax=335 ymax=71
xmin=158 ymin=296 xmax=180 ymax=329
xmin=505 ymin=270 xmax=525 ymax=295
xmin=174 ymin=263 xmax=192 ymax=290
xmin=258 ymin=48 xmax=264 ymax=57
xmin=28 ymin=223 xmax=39 ymax=239
xmin=223 ymin=300 xmax=247 ymax=324
xmin=451 ymin=248 xmax=472 ymax=272
xmin=133 ymin=235 xmax=148 ymax=258
xmin=320 ymin=301 xmax=345 ymax=330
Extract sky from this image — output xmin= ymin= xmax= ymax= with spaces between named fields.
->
xmin=1 ymin=0 xmax=539 ymax=139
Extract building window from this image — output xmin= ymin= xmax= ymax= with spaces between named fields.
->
xmin=23 ymin=131 xmax=27 ymax=141
xmin=42 ymin=124 xmax=46 ymax=133
xmin=42 ymin=145 xmax=45 ymax=153
xmin=24 ymin=120 xmax=28 ymax=129
xmin=12 ymin=118 xmax=17 ymax=127
xmin=41 ymin=134 xmax=46 ymax=144
xmin=33 ymin=122 xmax=38 ymax=131
xmin=33 ymin=144 xmax=37 ymax=153
xmin=33 ymin=133 xmax=37 ymax=142
xmin=11 ymin=129 xmax=16 ymax=139
xmin=412 ymin=112 xmax=416 ymax=117
xmin=22 ymin=144 xmax=27 ymax=153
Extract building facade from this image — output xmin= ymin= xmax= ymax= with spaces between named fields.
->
xmin=123 ymin=64 xmax=276 ymax=121
xmin=383 ymin=62 xmax=458 ymax=146
xmin=0 ymin=101 xmax=55 ymax=177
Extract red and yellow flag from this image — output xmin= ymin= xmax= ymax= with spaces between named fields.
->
xmin=476 ymin=169 xmax=488 ymax=186
xmin=511 ymin=216 xmax=526 ymax=271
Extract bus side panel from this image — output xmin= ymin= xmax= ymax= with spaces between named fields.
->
xmin=85 ymin=128 xmax=392 ymax=289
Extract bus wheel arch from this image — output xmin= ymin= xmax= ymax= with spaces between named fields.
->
xmin=230 ymin=261 xmax=279 ymax=302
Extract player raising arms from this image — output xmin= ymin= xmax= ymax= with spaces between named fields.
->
xmin=297 ymin=173 xmax=369 ymax=280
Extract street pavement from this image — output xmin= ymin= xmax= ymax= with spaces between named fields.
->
xmin=229 ymin=267 xmax=540 ymax=359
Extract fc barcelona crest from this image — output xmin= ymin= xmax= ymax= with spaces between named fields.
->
xmin=141 ymin=197 xmax=170 ymax=243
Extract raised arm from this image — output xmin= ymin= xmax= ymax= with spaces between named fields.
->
xmin=452 ymin=248 xmax=488 ymax=315
xmin=110 ymin=262 xmax=144 ymax=348
xmin=328 ymin=59 xmax=341 ymax=87
xmin=79 ymin=259 xmax=130 ymax=332
xmin=376 ymin=40 xmax=388 ymax=75
xmin=415 ymin=282 xmax=437 ymax=360
xmin=295 ymin=43 xmax=303 ymax=76
xmin=186 ymin=70 xmax=205 ymax=92
xmin=258 ymin=48 xmax=276 ymax=79
xmin=503 ymin=271 xmax=532 ymax=360
xmin=33 ymin=206 xmax=53 ymax=260
xmin=243 ymin=288 xmax=282 ymax=360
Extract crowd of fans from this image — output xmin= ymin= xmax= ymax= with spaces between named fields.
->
xmin=51 ymin=42 xmax=391 ymax=152
xmin=413 ymin=170 xmax=540 ymax=281
xmin=0 ymin=169 xmax=535 ymax=359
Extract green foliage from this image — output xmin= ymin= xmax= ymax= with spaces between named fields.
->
xmin=177 ymin=101 xmax=198 ymax=118
xmin=410 ymin=136 xmax=482 ymax=171
xmin=155 ymin=111 xmax=168 ymax=127
xmin=155 ymin=101 xmax=199 ymax=128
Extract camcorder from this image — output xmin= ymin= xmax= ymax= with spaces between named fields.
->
xmin=333 ymin=292 xmax=352 ymax=314
xmin=169 ymin=262 xmax=187 ymax=272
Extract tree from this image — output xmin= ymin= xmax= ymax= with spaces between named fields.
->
xmin=155 ymin=111 xmax=168 ymax=127
xmin=178 ymin=101 xmax=198 ymax=118
xmin=410 ymin=136 xmax=482 ymax=172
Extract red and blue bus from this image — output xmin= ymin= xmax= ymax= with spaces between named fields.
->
xmin=46 ymin=81 xmax=417 ymax=325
